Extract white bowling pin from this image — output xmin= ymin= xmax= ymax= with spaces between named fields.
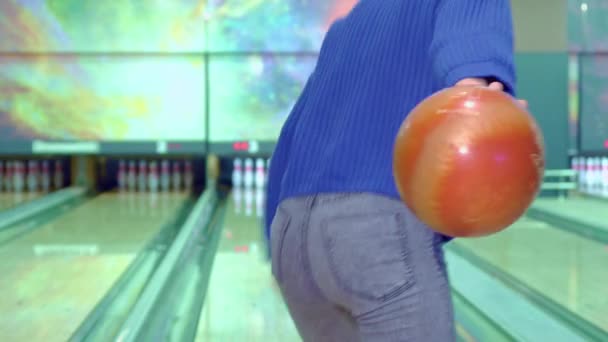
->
xmin=27 ymin=160 xmax=38 ymax=192
xmin=117 ymin=160 xmax=127 ymax=191
xmin=255 ymin=158 xmax=265 ymax=189
xmin=255 ymin=187 xmax=264 ymax=217
xmin=148 ymin=161 xmax=159 ymax=192
xmin=265 ymin=158 xmax=271 ymax=187
xmin=585 ymin=157 xmax=593 ymax=193
xmin=597 ymin=157 xmax=604 ymax=191
xmin=13 ymin=161 xmax=24 ymax=193
xmin=41 ymin=160 xmax=50 ymax=192
xmin=138 ymin=160 xmax=148 ymax=192
xmin=577 ymin=157 xmax=585 ymax=190
xmin=593 ymin=157 xmax=601 ymax=193
xmin=244 ymin=158 xmax=254 ymax=188
xmin=54 ymin=160 xmax=64 ymax=190
xmin=602 ymin=157 xmax=608 ymax=197
xmin=184 ymin=160 xmax=193 ymax=190
xmin=232 ymin=158 xmax=243 ymax=187
xmin=127 ymin=161 xmax=137 ymax=191
xmin=588 ymin=158 xmax=594 ymax=192
xmin=160 ymin=160 xmax=170 ymax=192
xmin=172 ymin=161 xmax=182 ymax=191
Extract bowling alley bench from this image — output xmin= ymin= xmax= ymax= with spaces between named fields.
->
xmin=538 ymin=169 xmax=578 ymax=197
xmin=528 ymin=168 xmax=608 ymax=244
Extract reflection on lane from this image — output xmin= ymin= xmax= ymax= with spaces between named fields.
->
xmin=196 ymin=192 xmax=300 ymax=342
xmin=453 ymin=216 xmax=608 ymax=331
xmin=0 ymin=191 xmax=190 ymax=342
xmin=0 ymin=192 xmax=44 ymax=211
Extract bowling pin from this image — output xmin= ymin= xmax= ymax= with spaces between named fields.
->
xmin=27 ymin=160 xmax=38 ymax=192
xmin=13 ymin=161 xmax=24 ymax=193
xmin=148 ymin=161 xmax=159 ymax=192
xmin=117 ymin=160 xmax=127 ymax=191
xmin=597 ymin=157 xmax=604 ymax=192
xmin=592 ymin=157 xmax=601 ymax=194
xmin=265 ymin=158 xmax=271 ymax=187
xmin=577 ymin=157 xmax=585 ymax=191
xmin=588 ymin=157 xmax=595 ymax=193
xmin=244 ymin=158 xmax=254 ymax=188
xmin=255 ymin=158 xmax=265 ymax=189
xmin=255 ymin=187 xmax=264 ymax=217
xmin=54 ymin=160 xmax=64 ymax=190
xmin=602 ymin=157 xmax=608 ymax=197
xmin=232 ymin=158 xmax=243 ymax=187
xmin=160 ymin=160 xmax=170 ymax=192
xmin=584 ymin=157 xmax=593 ymax=192
xmin=41 ymin=160 xmax=50 ymax=192
xmin=138 ymin=160 xmax=147 ymax=192
xmin=184 ymin=160 xmax=193 ymax=190
xmin=233 ymin=186 xmax=242 ymax=214
xmin=588 ymin=157 xmax=594 ymax=193
xmin=127 ymin=160 xmax=137 ymax=191
xmin=172 ymin=161 xmax=182 ymax=191
xmin=593 ymin=158 xmax=602 ymax=194
xmin=588 ymin=156 xmax=595 ymax=193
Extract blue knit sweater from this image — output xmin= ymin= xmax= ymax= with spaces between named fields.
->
xmin=265 ymin=0 xmax=516 ymax=237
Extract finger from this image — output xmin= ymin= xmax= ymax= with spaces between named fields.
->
xmin=455 ymin=78 xmax=488 ymax=87
xmin=488 ymin=82 xmax=504 ymax=91
xmin=517 ymin=99 xmax=528 ymax=108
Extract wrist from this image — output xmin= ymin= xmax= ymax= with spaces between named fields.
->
xmin=455 ymin=78 xmax=489 ymax=87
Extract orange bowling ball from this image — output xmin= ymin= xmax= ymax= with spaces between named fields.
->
xmin=393 ymin=86 xmax=545 ymax=237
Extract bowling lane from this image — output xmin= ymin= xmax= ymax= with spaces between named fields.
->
xmin=532 ymin=197 xmax=608 ymax=233
xmin=0 ymin=192 xmax=44 ymax=211
xmin=196 ymin=191 xmax=301 ymax=342
xmin=451 ymin=216 xmax=608 ymax=332
xmin=0 ymin=191 xmax=191 ymax=342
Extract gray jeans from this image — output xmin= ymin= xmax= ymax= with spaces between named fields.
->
xmin=270 ymin=193 xmax=455 ymax=342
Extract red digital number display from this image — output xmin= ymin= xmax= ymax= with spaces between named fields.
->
xmin=233 ymin=141 xmax=249 ymax=151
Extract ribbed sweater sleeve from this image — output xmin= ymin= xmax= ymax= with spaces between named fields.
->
xmin=430 ymin=0 xmax=516 ymax=95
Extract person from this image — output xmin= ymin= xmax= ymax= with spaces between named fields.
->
xmin=264 ymin=1 xmax=527 ymax=341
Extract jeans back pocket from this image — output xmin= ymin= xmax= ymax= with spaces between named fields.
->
xmin=321 ymin=212 xmax=415 ymax=302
